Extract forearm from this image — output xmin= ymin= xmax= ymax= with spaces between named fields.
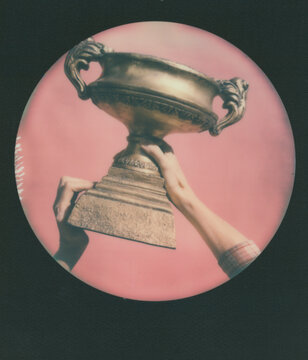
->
xmin=54 ymin=239 xmax=88 ymax=271
xmin=140 ymin=143 xmax=260 ymax=278
xmin=54 ymin=242 xmax=77 ymax=271
xmin=53 ymin=177 xmax=94 ymax=271
xmin=54 ymin=225 xmax=89 ymax=271
xmin=178 ymin=195 xmax=260 ymax=277
xmin=179 ymin=195 xmax=247 ymax=257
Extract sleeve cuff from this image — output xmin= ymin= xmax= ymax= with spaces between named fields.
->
xmin=218 ymin=240 xmax=261 ymax=278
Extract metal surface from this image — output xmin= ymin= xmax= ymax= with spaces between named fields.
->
xmin=64 ymin=38 xmax=249 ymax=248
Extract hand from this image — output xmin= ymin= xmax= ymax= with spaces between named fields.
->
xmin=53 ymin=176 xmax=94 ymax=270
xmin=141 ymin=143 xmax=197 ymax=213
xmin=142 ymin=142 xmax=258 ymax=267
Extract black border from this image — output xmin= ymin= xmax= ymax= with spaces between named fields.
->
xmin=1 ymin=1 xmax=307 ymax=359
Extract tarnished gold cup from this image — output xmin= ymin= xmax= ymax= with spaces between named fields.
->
xmin=64 ymin=38 xmax=248 ymax=248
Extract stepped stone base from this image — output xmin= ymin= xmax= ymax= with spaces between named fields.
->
xmin=67 ymin=166 xmax=176 ymax=248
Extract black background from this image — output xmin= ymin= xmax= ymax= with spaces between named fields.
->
xmin=0 ymin=1 xmax=307 ymax=359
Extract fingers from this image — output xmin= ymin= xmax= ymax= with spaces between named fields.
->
xmin=141 ymin=143 xmax=183 ymax=188
xmin=157 ymin=139 xmax=174 ymax=154
xmin=59 ymin=176 xmax=95 ymax=192
xmin=141 ymin=143 xmax=181 ymax=173
xmin=53 ymin=176 xmax=94 ymax=222
xmin=141 ymin=143 xmax=194 ymax=208
xmin=141 ymin=144 xmax=166 ymax=168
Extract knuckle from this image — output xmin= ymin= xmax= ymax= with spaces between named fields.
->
xmin=59 ymin=176 xmax=68 ymax=187
xmin=59 ymin=176 xmax=73 ymax=189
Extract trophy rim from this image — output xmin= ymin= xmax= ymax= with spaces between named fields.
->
xmin=88 ymin=51 xmax=220 ymax=135
xmin=89 ymin=82 xmax=218 ymax=135
xmin=102 ymin=51 xmax=219 ymax=88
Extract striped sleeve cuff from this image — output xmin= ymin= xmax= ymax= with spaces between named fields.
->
xmin=218 ymin=240 xmax=261 ymax=278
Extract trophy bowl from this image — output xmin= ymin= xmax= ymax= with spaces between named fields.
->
xmin=64 ymin=38 xmax=249 ymax=248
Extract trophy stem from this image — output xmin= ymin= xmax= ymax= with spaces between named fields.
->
xmin=67 ymin=134 xmax=176 ymax=248
xmin=112 ymin=134 xmax=164 ymax=175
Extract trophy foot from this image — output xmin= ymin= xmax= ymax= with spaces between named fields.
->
xmin=67 ymin=166 xmax=176 ymax=249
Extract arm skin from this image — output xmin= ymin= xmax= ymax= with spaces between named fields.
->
xmin=53 ymin=142 xmax=260 ymax=276
xmin=53 ymin=176 xmax=94 ymax=271
xmin=140 ymin=144 xmax=250 ymax=259
xmin=141 ymin=143 xmax=260 ymax=277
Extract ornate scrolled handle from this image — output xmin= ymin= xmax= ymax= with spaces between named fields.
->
xmin=210 ymin=77 xmax=249 ymax=136
xmin=64 ymin=38 xmax=113 ymax=100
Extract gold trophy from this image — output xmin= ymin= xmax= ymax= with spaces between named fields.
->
xmin=64 ymin=38 xmax=248 ymax=248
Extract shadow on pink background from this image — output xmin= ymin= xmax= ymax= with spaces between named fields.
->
xmin=16 ymin=22 xmax=295 ymax=301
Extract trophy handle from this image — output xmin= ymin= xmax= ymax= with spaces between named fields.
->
xmin=210 ymin=77 xmax=249 ymax=136
xmin=64 ymin=38 xmax=113 ymax=100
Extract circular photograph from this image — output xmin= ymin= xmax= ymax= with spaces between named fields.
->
xmin=15 ymin=22 xmax=295 ymax=301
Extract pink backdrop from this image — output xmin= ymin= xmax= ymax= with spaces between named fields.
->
xmin=16 ymin=22 xmax=295 ymax=301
